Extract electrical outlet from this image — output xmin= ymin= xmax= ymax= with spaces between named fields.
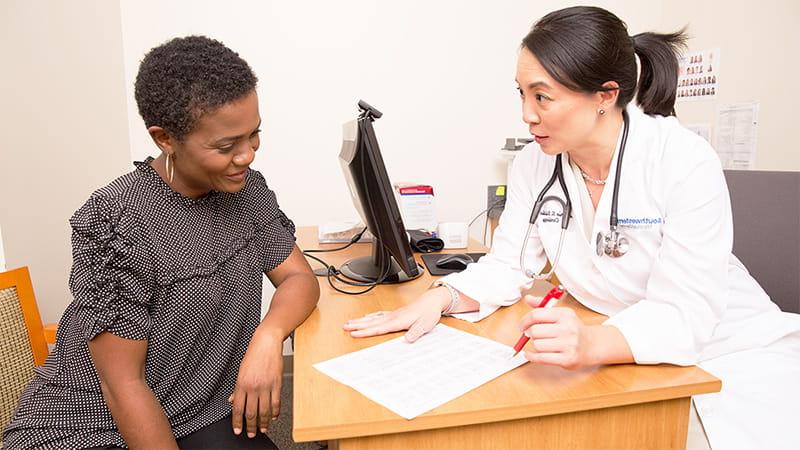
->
xmin=487 ymin=185 xmax=507 ymax=219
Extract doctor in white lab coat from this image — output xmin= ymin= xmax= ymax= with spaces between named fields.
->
xmin=344 ymin=6 xmax=800 ymax=449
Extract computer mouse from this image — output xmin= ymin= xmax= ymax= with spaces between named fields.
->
xmin=435 ymin=253 xmax=474 ymax=270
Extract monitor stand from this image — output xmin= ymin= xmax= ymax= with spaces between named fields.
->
xmin=339 ymin=240 xmax=423 ymax=284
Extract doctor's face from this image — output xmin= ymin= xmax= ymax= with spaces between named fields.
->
xmin=515 ymin=48 xmax=602 ymax=156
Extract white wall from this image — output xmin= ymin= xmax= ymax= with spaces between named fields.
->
xmin=663 ymin=0 xmax=800 ymax=171
xmin=0 ymin=225 xmax=6 ymax=272
xmin=0 ymin=0 xmax=131 ymax=323
xmin=7 ymin=1 xmax=796 ymax=322
xmin=120 ymin=0 xmax=663 ymax=233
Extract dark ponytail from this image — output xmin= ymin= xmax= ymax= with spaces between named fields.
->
xmin=632 ymin=31 xmax=688 ymax=116
xmin=522 ymin=6 xmax=687 ymax=117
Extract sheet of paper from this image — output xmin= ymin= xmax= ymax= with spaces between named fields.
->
xmin=715 ymin=103 xmax=759 ymax=169
xmin=398 ymin=193 xmax=437 ymax=231
xmin=314 ymin=324 xmax=528 ymax=419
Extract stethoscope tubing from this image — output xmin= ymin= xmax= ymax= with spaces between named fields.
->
xmin=521 ymin=110 xmax=630 ymax=279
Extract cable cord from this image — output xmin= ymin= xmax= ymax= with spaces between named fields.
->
xmin=302 ymin=250 xmax=391 ymax=295
xmin=466 ymin=198 xmax=506 ymax=246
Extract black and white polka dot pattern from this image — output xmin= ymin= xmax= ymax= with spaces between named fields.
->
xmin=3 ymin=158 xmax=296 ymax=449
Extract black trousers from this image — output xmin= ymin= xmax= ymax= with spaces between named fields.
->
xmin=85 ymin=414 xmax=278 ymax=450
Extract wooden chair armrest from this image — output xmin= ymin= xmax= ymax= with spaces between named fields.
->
xmin=43 ymin=323 xmax=58 ymax=345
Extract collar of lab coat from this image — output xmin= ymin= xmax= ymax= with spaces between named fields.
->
xmin=560 ymin=103 xmax=647 ymax=239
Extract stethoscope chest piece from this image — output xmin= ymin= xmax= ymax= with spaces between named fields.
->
xmin=596 ymin=229 xmax=630 ymax=258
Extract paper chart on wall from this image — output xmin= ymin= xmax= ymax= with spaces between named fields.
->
xmin=313 ymin=324 xmax=528 ymax=419
xmin=715 ymin=103 xmax=759 ymax=169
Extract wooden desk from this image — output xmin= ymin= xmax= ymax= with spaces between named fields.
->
xmin=293 ymin=227 xmax=720 ymax=450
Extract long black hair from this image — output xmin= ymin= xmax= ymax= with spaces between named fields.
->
xmin=521 ymin=6 xmax=687 ymax=117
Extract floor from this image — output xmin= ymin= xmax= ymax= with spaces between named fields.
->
xmin=267 ymin=371 xmax=327 ymax=450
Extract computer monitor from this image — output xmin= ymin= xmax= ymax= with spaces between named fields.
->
xmin=338 ymin=100 xmax=422 ymax=284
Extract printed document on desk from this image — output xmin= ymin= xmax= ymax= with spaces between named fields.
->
xmin=313 ymin=324 xmax=528 ymax=419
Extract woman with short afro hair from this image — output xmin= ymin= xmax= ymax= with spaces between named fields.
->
xmin=4 ymin=36 xmax=319 ymax=449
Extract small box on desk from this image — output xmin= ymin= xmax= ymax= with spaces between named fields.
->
xmin=394 ymin=184 xmax=437 ymax=231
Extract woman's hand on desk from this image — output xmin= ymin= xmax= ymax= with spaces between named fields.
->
xmin=343 ymin=288 xmax=451 ymax=342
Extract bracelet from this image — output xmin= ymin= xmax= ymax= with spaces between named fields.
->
xmin=433 ymin=281 xmax=460 ymax=316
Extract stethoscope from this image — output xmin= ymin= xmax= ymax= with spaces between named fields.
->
xmin=521 ymin=110 xmax=631 ymax=280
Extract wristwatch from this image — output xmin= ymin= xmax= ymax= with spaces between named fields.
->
xmin=433 ymin=281 xmax=460 ymax=316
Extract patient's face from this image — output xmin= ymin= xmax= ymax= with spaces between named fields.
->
xmin=168 ymin=90 xmax=262 ymax=198
xmin=515 ymin=48 xmax=603 ymax=156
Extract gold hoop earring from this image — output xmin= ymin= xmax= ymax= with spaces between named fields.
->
xmin=598 ymin=109 xmax=606 ymax=115
xmin=165 ymin=154 xmax=175 ymax=184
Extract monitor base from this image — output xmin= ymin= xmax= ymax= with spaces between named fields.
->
xmin=339 ymin=256 xmax=424 ymax=284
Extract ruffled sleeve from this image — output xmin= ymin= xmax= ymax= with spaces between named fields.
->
xmin=68 ymin=195 xmax=154 ymax=341
xmin=261 ymin=208 xmax=296 ymax=273
xmin=245 ymin=171 xmax=297 ymax=273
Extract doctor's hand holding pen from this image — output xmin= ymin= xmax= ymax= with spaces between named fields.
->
xmin=514 ymin=288 xmax=597 ymax=369
xmin=516 ymin=288 xmax=635 ymax=369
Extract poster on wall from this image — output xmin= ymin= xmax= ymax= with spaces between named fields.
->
xmin=715 ymin=103 xmax=759 ymax=170
xmin=677 ymin=48 xmax=720 ymax=102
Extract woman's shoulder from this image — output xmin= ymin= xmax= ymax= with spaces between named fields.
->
xmin=219 ymin=168 xmax=291 ymax=229
xmin=242 ymin=167 xmax=268 ymax=189
xmin=634 ymin=111 xmax=726 ymax=202
xmin=70 ymin=161 xmax=157 ymax=228
xmin=236 ymin=168 xmax=280 ymax=208
xmin=95 ymin=166 xmax=150 ymax=199
xmin=627 ymin=109 xmax=721 ymax=194
xmin=639 ymin=110 xmax=718 ymax=167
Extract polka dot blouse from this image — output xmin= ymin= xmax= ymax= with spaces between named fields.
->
xmin=3 ymin=158 xmax=296 ymax=449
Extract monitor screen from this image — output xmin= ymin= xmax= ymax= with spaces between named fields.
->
xmin=338 ymin=101 xmax=422 ymax=284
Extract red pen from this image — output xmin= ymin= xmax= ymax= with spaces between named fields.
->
xmin=511 ymin=285 xmax=566 ymax=357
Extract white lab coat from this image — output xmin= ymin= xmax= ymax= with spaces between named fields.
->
xmin=441 ymin=104 xmax=800 ymax=449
